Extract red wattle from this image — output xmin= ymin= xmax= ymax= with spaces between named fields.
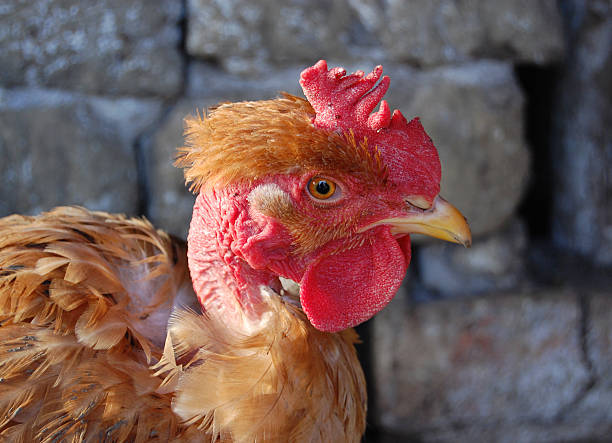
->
xmin=299 ymin=227 xmax=407 ymax=332
xmin=397 ymin=235 xmax=412 ymax=268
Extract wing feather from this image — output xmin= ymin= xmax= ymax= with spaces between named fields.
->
xmin=0 ymin=207 xmax=192 ymax=441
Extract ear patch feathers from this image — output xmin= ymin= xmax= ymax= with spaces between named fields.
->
xmin=248 ymin=184 xmax=293 ymax=218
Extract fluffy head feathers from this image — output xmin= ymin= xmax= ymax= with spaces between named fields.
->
xmin=177 ymin=94 xmax=387 ymax=193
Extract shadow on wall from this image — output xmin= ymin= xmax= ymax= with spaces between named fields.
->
xmin=0 ymin=0 xmax=611 ymax=442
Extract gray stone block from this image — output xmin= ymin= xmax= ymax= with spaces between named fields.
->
xmin=589 ymin=292 xmax=612 ymax=384
xmin=187 ymin=0 xmax=563 ymax=71
xmin=187 ymin=61 xmax=304 ymax=100
xmin=186 ymin=0 xmax=381 ymax=74
xmin=418 ymin=219 xmax=527 ymax=296
xmin=0 ymin=0 xmax=183 ymax=97
xmin=552 ymin=1 xmax=612 ymax=265
xmin=562 ymin=292 xmax=612 ymax=437
xmin=352 ymin=0 xmax=564 ymax=66
xmin=373 ymin=289 xmax=592 ymax=442
xmin=0 ymin=88 xmax=162 ymax=216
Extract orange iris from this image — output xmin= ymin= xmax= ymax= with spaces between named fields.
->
xmin=307 ymin=177 xmax=336 ymax=200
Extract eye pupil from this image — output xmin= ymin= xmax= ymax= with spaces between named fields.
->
xmin=316 ymin=180 xmax=331 ymax=195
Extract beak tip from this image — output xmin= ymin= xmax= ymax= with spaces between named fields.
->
xmin=460 ymin=227 xmax=472 ymax=248
xmin=454 ymin=232 xmax=472 ymax=248
xmin=457 ymin=214 xmax=472 ymax=248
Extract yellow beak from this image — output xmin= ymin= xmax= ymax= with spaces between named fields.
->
xmin=360 ymin=196 xmax=472 ymax=247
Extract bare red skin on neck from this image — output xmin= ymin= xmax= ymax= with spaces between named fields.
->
xmin=188 ymin=188 xmax=286 ymax=324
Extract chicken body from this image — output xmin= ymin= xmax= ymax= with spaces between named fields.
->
xmin=0 ymin=60 xmax=470 ymax=442
xmin=0 ymin=207 xmax=366 ymax=442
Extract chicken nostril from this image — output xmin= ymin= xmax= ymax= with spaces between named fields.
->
xmin=405 ymin=195 xmax=432 ymax=210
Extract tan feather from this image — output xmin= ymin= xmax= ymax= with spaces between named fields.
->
xmin=48 ymin=280 xmax=87 ymax=312
xmin=151 ymin=332 xmax=181 ymax=394
xmin=167 ymin=291 xmax=366 ymax=443
xmin=74 ymin=304 xmax=128 ymax=350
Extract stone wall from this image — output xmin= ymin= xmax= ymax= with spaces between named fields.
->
xmin=1 ymin=1 xmax=611 ymax=441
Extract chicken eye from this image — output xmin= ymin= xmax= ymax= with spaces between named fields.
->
xmin=307 ymin=177 xmax=337 ymax=200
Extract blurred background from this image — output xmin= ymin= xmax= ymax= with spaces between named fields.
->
xmin=0 ymin=0 xmax=611 ymax=441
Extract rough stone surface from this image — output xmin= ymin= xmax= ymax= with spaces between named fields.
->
xmin=187 ymin=0 xmax=563 ymax=71
xmin=0 ymin=88 xmax=162 ymax=217
xmin=147 ymin=99 xmax=219 ymax=238
xmin=554 ymin=291 xmax=612 ymax=441
xmin=187 ymin=62 xmax=304 ymax=100
xmin=373 ymin=289 xmax=592 ymax=442
xmin=0 ymin=0 xmax=183 ymax=97
xmin=186 ymin=0 xmax=382 ymax=74
xmin=552 ymin=1 xmax=612 ymax=265
xmin=378 ymin=421 xmax=612 ymax=443
xmin=351 ymin=0 xmax=564 ymax=66
xmin=384 ymin=61 xmax=530 ymax=237
xmin=588 ymin=293 xmax=612 ymax=385
xmin=418 ymin=219 xmax=527 ymax=296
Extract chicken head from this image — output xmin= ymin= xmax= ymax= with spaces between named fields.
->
xmin=178 ymin=61 xmax=471 ymax=333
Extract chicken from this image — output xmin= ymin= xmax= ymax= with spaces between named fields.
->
xmin=0 ymin=60 xmax=471 ymax=442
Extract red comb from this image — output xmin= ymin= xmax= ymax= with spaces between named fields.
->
xmin=299 ymin=60 xmax=442 ymax=200
xmin=300 ymin=60 xmax=395 ymax=133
